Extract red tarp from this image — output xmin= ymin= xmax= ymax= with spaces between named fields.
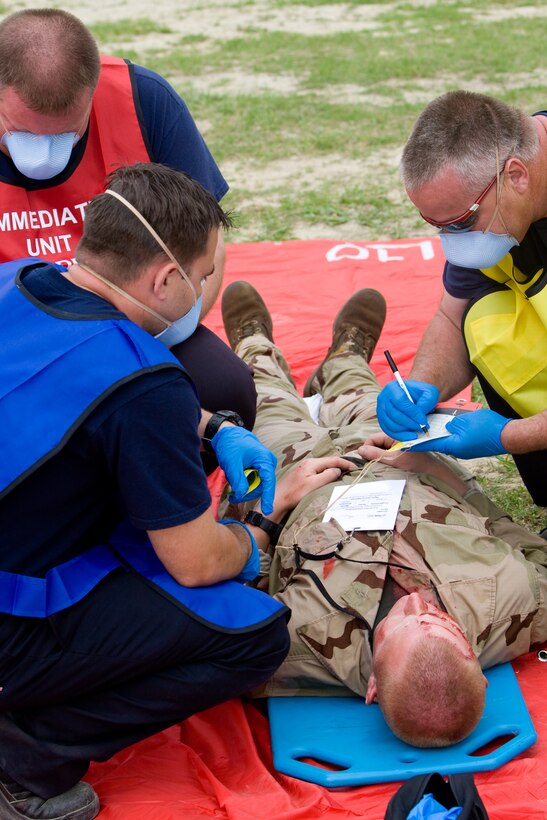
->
xmin=86 ymin=238 xmax=547 ymax=817
xmin=205 ymin=236 xmax=463 ymax=397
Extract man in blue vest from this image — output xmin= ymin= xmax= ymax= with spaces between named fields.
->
xmin=0 ymin=163 xmax=293 ymax=819
xmin=376 ymin=91 xmax=547 ymax=513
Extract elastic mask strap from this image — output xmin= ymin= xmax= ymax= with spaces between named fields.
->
xmin=294 ymin=542 xmax=345 ymax=564
xmin=292 ymin=546 xmax=445 ymax=650
xmin=295 ymin=543 xmax=430 ymax=578
xmin=0 ymin=111 xmax=11 ymax=138
xmin=105 ymin=189 xmax=197 ymax=302
xmin=77 ymin=261 xmax=171 ymax=327
xmin=483 ymin=146 xmax=512 ymax=236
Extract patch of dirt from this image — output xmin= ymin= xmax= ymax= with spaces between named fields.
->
xmin=166 ymin=66 xmax=547 ymax=110
xmin=222 ymin=148 xmax=401 ymax=194
xmin=180 ymin=70 xmax=303 ymax=97
xmin=472 ymin=5 xmax=547 ymax=23
xmin=379 ymin=70 xmax=547 ymax=107
xmin=16 ymin=0 xmax=394 ymax=46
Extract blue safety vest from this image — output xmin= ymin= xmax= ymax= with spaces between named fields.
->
xmin=0 ymin=261 xmax=286 ymax=631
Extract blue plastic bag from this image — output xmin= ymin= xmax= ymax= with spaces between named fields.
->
xmin=407 ymin=793 xmax=463 ymax=820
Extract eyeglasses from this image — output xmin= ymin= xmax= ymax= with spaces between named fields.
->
xmin=419 ymin=147 xmax=510 ymax=233
xmin=419 ymin=174 xmax=497 ymax=232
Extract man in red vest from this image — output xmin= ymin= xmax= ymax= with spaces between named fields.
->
xmin=0 ymin=8 xmax=256 ymax=433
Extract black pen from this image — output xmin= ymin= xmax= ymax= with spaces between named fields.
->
xmin=384 ymin=350 xmax=429 ymax=435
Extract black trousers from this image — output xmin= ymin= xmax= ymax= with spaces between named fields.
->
xmin=0 ymin=571 xmax=289 ymax=799
xmin=478 ymin=372 xmax=547 ymax=506
xmin=171 ymin=325 xmax=257 ymax=429
xmin=172 ymin=325 xmax=258 ymax=474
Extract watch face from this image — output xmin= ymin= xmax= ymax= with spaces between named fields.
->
xmin=203 ymin=411 xmax=245 ymax=451
xmin=220 ymin=411 xmax=244 ymax=427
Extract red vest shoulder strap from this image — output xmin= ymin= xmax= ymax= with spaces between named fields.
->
xmin=93 ymin=54 xmax=152 ymax=169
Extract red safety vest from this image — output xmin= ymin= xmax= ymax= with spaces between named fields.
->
xmin=0 ymin=55 xmax=151 ymax=267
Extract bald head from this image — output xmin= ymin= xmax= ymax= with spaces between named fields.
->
xmin=0 ymin=9 xmax=100 ymax=114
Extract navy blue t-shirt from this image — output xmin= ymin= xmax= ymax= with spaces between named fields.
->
xmin=0 ymin=63 xmax=228 ymax=200
xmin=0 ymin=265 xmax=211 ymax=577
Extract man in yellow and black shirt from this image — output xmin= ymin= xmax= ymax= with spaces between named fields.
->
xmin=377 ymin=90 xmax=547 ymax=511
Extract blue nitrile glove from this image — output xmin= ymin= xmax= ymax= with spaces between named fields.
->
xmin=407 ymin=409 xmax=510 ymax=458
xmin=377 ymin=379 xmax=440 ymax=440
xmin=211 ymin=426 xmax=277 ymax=515
xmin=219 ymin=519 xmax=260 ymax=582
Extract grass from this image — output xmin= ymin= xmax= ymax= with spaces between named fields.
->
xmin=475 ymin=456 xmax=546 ymax=532
xmin=88 ymin=19 xmax=172 ymax=41
xmin=82 ymin=0 xmax=547 ymax=531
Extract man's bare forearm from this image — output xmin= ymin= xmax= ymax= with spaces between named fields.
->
xmin=502 ymin=410 xmax=547 ymax=454
xmin=149 ymin=508 xmax=253 ymax=587
xmin=410 ymin=296 xmax=474 ymax=400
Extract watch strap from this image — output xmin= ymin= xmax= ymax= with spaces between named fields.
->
xmin=244 ymin=510 xmax=284 ymax=547
xmin=202 ymin=410 xmax=244 ymax=452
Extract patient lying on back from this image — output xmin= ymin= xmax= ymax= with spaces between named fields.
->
xmin=220 ymin=280 xmax=547 ymax=748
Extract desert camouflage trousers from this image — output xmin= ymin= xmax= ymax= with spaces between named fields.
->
xmin=231 ymin=334 xmax=547 ymax=697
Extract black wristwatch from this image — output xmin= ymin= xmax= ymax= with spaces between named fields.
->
xmin=202 ymin=410 xmax=245 ymax=452
xmin=244 ymin=510 xmax=284 ymax=547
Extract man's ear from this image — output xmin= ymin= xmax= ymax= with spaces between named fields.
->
xmin=365 ymin=672 xmax=378 ymax=705
xmin=152 ymin=260 xmax=179 ymax=301
xmin=504 ymin=157 xmax=529 ymax=194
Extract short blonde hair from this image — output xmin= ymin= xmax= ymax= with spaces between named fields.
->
xmin=375 ymin=636 xmax=486 ymax=747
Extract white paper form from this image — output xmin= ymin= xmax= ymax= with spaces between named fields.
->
xmin=388 ymin=410 xmax=457 ymax=452
xmin=322 ymin=479 xmax=406 ymax=531
xmin=389 ymin=408 xmax=472 ymax=451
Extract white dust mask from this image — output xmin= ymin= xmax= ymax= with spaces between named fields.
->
xmin=2 ymin=130 xmax=79 ymax=180
xmin=440 ymin=230 xmax=518 ymax=269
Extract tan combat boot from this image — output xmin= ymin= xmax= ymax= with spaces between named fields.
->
xmin=304 ymin=288 xmax=386 ymax=396
xmin=221 ymin=281 xmax=274 ymax=350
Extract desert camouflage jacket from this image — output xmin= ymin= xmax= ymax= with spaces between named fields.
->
xmin=227 ymin=334 xmax=547 ymax=698
xmin=256 ymin=469 xmax=547 ymax=697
